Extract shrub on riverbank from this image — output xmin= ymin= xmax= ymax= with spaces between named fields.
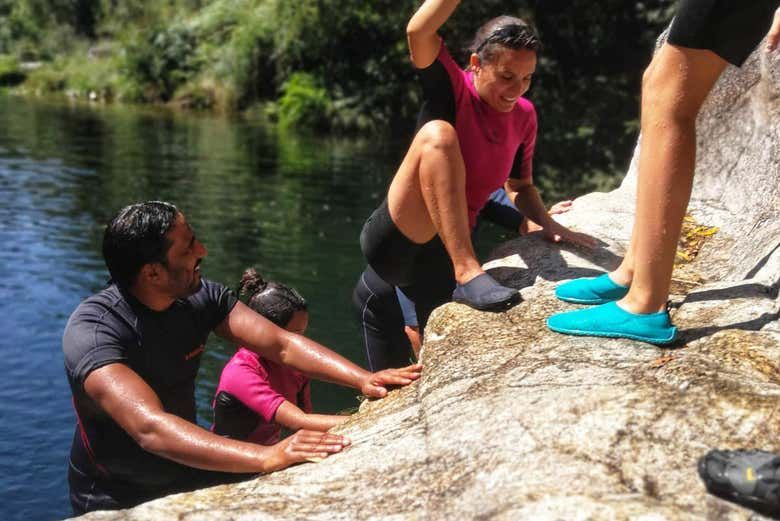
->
xmin=0 ymin=55 xmax=25 ymax=85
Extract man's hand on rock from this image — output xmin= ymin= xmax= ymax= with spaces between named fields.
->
xmin=266 ymin=430 xmax=351 ymax=471
xmin=360 ymin=363 xmax=423 ymax=398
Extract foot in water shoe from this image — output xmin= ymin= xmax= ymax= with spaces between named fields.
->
xmin=546 ymin=301 xmax=677 ymax=345
xmin=698 ymin=449 xmax=780 ymax=517
xmin=452 ymin=273 xmax=521 ymax=311
xmin=555 ymin=273 xmax=629 ymax=305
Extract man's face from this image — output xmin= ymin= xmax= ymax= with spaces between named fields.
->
xmin=158 ymin=213 xmax=208 ymax=299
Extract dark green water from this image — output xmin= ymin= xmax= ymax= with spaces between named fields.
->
xmin=0 ymin=92 xmax=624 ymax=520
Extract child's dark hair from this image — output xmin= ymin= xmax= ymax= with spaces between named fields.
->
xmin=467 ymin=16 xmax=541 ymax=64
xmin=238 ymin=268 xmax=307 ymax=328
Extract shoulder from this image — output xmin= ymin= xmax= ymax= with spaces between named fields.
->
xmin=63 ymin=286 xmax=135 ymax=386
xmin=185 ymin=278 xmax=238 ymax=326
xmin=187 ymin=278 xmax=232 ymax=307
xmin=419 ymin=40 xmax=466 ymax=85
xmin=221 ymin=348 xmax=267 ymax=378
xmin=63 ymin=286 xmax=134 ymax=347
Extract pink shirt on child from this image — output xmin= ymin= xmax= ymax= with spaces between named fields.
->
xmin=214 ymin=347 xmax=311 ymax=445
xmin=433 ymin=43 xmax=537 ymax=228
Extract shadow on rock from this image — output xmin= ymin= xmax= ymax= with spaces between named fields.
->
xmin=487 ymin=235 xmax=623 ymax=290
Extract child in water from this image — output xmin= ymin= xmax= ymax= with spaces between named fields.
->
xmin=213 ymin=268 xmax=347 ymax=445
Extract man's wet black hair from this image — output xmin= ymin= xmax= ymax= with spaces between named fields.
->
xmin=239 ymin=268 xmax=308 ymax=328
xmin=467 ymin=16 xmax=541 ymax=64
xmin=102 ymin=201 xmax=179 ymax=288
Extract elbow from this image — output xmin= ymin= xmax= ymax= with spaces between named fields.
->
xmin=276 ymin=333 xmax=294 ymax=367
xmin=132 ymin=415 xmax=167 ymax=455
xmin=406 ymin=22 xmax=423 ymax=41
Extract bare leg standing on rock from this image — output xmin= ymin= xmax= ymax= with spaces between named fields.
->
xmin=548 ymin=1 xmax=780 ymax=345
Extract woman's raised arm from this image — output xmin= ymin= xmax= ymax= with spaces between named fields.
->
xmin=406 ymin=0 xmax=461 ymax=68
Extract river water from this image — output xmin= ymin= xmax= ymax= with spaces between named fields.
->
xmin=0 ymin=93 xmax=622 ymax=520
xmin=0 ymin=94 xmax=416 ymax=519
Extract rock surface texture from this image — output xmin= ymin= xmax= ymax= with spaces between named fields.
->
xmin=77 ymin=38 xmax=780 ymax=521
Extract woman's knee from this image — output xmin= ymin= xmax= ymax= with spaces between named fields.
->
xmin=415 ymin=120 xmax=460 ymax=154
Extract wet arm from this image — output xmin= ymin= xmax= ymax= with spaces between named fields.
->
xmin=83 ymin=363 xmax=345 ymax=473
xmin=216 ymin=302 xmax=421 ymax=398
xmin=274 ymin=401 xmax=348 ymax=432
xmin=216 ymin=302 xmax=370 ymax=389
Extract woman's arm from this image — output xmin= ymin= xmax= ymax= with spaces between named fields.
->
xmin=274 ymin=401 xmax=348 ymax=432
xmin=505 ymin=178 xmax=596 ymax=248
xmin=406 ymin=0 xmax=461 ymax=68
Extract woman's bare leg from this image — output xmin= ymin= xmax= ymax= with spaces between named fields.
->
xmin=387 ymin=120 xmax=484 ymax=285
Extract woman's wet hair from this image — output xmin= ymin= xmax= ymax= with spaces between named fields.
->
xmin=239 ymin=268 xmax=307 ymax=328
xmin=102 ymin=201 xmax=179 ymax=288
xmin=467 ymin=16 xmax=541 ymax=64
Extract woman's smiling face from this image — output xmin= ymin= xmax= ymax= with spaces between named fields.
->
xmin=471 ymin=47 xmax=537 ymax=112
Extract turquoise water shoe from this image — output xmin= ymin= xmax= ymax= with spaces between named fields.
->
xmin=554 ymin=273 xmax=629 ymax=305
xmin=547 ymin=301 xmax=677 ymax=345
xmin=698 ymin=449 xmax=780 ymax=517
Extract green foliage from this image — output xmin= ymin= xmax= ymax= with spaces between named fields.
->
xmin=122 ymin=23 xmax=202 ymax=102
xmin=23 ymin=66 xmax=66 ymax=94
xmin=0 ymin=54 xmax=24 ymax=85
xmin=209 ymin=1 xmax=276 ymax=108
xmin=277 ymin=72 xmax=332 ymax=132
xmin=63 ymin=53 xmax=121 ymax=100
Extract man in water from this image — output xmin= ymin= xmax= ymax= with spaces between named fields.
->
xmin=63 ymin=201 xmax=421 ymax=514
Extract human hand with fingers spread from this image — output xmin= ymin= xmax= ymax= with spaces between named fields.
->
xmin=360 ymin=363 xmax=423 ymax=398
xmin=265 ymin=430 xmax=351 ymax=472
xmin=548 ymin=200 xmax=573 ymax=215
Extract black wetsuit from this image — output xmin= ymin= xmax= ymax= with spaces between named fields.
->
xmin=668 ymin=0 xmax=778 ymax=66
xmin=62 ymin=279 xmax=245 ymax=514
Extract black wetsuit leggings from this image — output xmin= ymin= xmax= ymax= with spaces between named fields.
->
xmin=355 ymin=199 xmax=456 ymax=371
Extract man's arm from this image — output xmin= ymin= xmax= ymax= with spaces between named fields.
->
xmin=84 ymin=363 xmax=349 ymax=473
xmin=505 ymin=178 xmax=596 ymax=248
xmin=216 ymin=302 xmax=422 ymax=398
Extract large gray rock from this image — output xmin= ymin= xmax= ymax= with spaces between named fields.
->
xmin=77 ymin=38 xmax=780 ymax=521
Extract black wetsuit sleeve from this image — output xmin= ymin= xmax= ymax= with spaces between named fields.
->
xmin=62 ymin=303 xmax=130 ymax=390
xmin=415 ymin=59 xmax=456 ymax=131
xmin=192 ymin=279 xmax=239 ymax=331
xmin=508 ymin=144 xmax=526 ymax=180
